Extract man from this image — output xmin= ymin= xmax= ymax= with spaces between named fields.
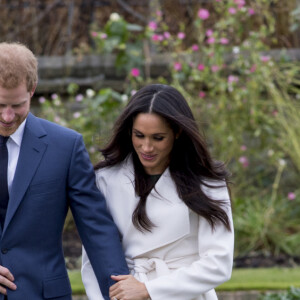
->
xmin=0 ymin=42 xmax=128 ymax=300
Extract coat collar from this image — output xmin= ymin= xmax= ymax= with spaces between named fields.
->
xmin=98 ymin=156 xmax=191 ymax=257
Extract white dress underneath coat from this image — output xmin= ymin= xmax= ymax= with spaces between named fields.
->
xmin=81 ymin=156 xmax=234 ymax=300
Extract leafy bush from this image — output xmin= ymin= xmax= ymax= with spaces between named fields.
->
xmin=260 ymin=286 xmax=300 ymax=300
xmin=38 ymin=83 xmax=127 ymax=163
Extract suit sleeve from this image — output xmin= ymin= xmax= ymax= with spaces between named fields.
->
xmin=81 ymin=246 xmax=104 ymax=300
xmin=145 ymin=185 xmax=234 ymax=300
xmin=67 ymin=134 xmax=129 ymax=300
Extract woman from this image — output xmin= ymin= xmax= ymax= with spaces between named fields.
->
xmin=82 ymin=84 xmax=234 ymax=300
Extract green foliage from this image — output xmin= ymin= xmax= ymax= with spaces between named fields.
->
xmin=90 ymin=12 xmax=144 ymax=76
xmin=38 ymin=84 xmax=126 ymax=163
xmin=260 ymin=287 xmax=300 ymax=300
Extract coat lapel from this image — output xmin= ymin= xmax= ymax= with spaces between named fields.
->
xmin=101 ymin=157 xmax=190 ymax=257
xmin=3 ymin=113 xmax=48 ymax=233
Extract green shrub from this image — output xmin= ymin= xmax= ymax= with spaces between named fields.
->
xmin=260 ymin=287 xmax=300 ymax=300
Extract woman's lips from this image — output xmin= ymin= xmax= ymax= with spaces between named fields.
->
xmin=140 ymin=153 xmax=157 ymax=161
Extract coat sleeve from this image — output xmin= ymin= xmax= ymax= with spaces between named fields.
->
xmin=81 ymin=246 xmax=104 ymax=300
xmin=67 ymin=134 xmax=129 ymax=300
xmin=145 ymin=185 xmax=234 ymax=300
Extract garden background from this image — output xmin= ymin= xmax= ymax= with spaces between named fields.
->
xmin=2 ymin=0 xmax=300 ymax=299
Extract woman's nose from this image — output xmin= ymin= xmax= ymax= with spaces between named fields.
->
xmin=142 ymin=139 xmax=153 ymax=152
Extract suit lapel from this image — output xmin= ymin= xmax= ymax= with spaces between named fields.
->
xmin=3 ymin=113 xmax=48 ymax=232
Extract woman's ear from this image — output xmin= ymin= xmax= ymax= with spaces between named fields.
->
xmin=175 ymin=129 xmax=182 ymax=139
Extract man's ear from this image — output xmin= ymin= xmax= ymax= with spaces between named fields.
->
xmin=30 ymin=83 xmax=37 ymax=97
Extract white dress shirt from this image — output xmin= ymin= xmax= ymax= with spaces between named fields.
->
xmin=7 ymin=118 xmax=27 ymax=193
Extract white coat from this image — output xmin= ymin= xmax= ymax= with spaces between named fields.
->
xmin=81 ymin=156 xmax=234 ymax=300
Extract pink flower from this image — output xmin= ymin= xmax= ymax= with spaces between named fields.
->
xmin=220 ymin=38 xmax=229 ymax=44
xmin=158 ymin=35 xmax=164 ymax=41
xmin=51 ymin=93 xmax=58 ymax=100
xmin=156 ymin=10 xmax=162 ymax=17
xmin=234 ymin=0 xmax=246 ymax=9
xmin=100 ymin=33 xmax=107 ymax=39
xmin=206 ymin=29 xmax=214 ymax=37
xmin=211 ymin=65 xmax=219 ymax=72
xmin=164 ymin=32 xmax=171 ymax=39
xmin=197 ymin=64 xmax=205 ymax=71
xmin=198 ymin=8 xmax=210 ymax=20
xmin=39 ymin=97 xmax=46 ymax=103
xmin=288 ymin=192 xmax=296 ymax=200
xmin=191 ymin=44 xmax=199 ymax=51
xmin=199 ymin=91 xmax=206 ymax=98
xmin=174 ymin=62 xmax=182 ymax=71
xmin=248 ymin=8 xmax=255 ymax=15
xmin=91 ymin=31 xmax=98 ymax=37
xmin=151 ymin=34 xmax=159 ymax=41
xmin=177 ymin=32 xmax=186 ymax=39
xmin=148 ymin=21 xmax=157 ymax=31
xmin=89 ymin=146 xmax=96 ymax=154
xmin=207 ymin=37 xmax=215 ymax=44
xmin=240 ymin=145 xmax=247 ymax=151
xmin=228 ymin=7 xmax=237 ymax=14
xmin=250 ymin=64 xmax=257 ymax=73
xmin=131 ymin=68 xmax=140 ymax=77
xmin=239 ymin=156 xmax=249 ymax=168
xmin=75 ymin=94 xmax=84 ymax=102
xmin=228 ymin=75 xmax=239 ymax=83
xmin=261 ymin=55 xmax=271 ymax=62
xmin=73 ymin=112 xmax=81 ymax=119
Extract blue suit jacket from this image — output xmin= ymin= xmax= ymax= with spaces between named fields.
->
xmin=0 ymin=113 xmax=128 ymax=300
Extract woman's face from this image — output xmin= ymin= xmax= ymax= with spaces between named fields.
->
xmin=132 ymin=113 xmax=176 ymax=175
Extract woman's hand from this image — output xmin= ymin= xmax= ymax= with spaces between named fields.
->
xmin=109 ymin=275 xmax=150 ymax=300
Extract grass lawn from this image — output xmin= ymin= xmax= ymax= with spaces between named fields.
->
xmin=217 ymin=268 xmax=300 ymax=291
xmin=69 ymin=267 xmax=300 ymax=295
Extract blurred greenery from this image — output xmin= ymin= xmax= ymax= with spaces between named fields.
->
xmin=68 ymin=268 xmax=300 ymax=294
xmin=38 ymin=0 xmax=300 ymax=258
xmin=260 ymin=287 xmax=300 ymax=300
xmin=217 ymin=268 xmax=300 ymax=291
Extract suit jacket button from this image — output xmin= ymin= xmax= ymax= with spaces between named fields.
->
xmin=1 ymin=249 xmax=8 ymax=254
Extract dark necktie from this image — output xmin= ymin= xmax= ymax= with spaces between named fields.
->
xmin=0 ymin=135 xmax=9 ymax=228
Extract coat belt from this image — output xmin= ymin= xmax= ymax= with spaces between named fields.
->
xmin=126 ymin=254 xmax=198 ymax=282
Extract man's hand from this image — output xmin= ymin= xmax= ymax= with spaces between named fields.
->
xmin=0 ymin=266 xmax=17 ymax=295
xmin=109 ymin=275 xmax=149 ymax=300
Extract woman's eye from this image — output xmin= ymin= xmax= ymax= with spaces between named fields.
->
xmin=135 ymin=134 xmax=144 ymax=138
xmin=154 ymin=136 xmax=164 ymax=141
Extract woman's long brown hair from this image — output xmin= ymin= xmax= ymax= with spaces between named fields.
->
xmin=95 ymin=84 xmax=232 ymax=232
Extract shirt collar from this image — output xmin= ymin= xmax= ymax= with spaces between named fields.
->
xmin=9 ymin=117 xmax=27 ymax=147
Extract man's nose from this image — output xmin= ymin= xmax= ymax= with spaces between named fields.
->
xmin=2 ymin=107 xmax=15 ymax=122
